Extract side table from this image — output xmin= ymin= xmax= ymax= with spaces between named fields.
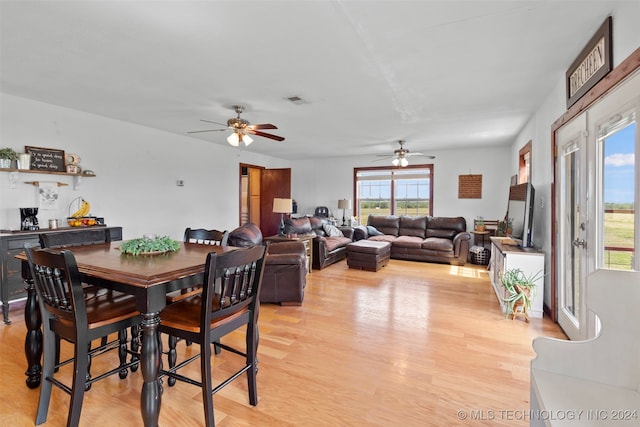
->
xmin=471 ymin=230 xmax=490 ymax=248
xmin=263 ymin=234 xmax=314 ymax=273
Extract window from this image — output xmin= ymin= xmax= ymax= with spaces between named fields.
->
xmin=355 ymin=165 xmax=433 ymax=220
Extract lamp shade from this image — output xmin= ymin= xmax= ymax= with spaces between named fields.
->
xmin=337 ymin=199 xmax=351 ymax=210
xmin=273 ymin=198 xmax=293 ymax=214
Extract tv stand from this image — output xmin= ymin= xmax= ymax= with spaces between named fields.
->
xmin=489 ymin=237 xmax=545 ymax=318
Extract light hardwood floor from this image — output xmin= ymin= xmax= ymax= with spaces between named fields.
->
xmin=0 ymin=259 xmax=565 ymax=426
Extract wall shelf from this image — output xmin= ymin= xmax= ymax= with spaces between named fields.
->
xmin=0 ymin=167 xmax=96 ymax=177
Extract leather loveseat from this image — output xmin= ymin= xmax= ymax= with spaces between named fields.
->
xmin=283 ymin=216 xmax=354 ymax=270
xmin=353 ymin=215 xmax=471 ymax=265
xmin=228 ymin=223 xmax=307 ymax=305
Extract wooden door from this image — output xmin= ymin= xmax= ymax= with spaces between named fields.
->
xmin=239 ymin=164 xmax=291 ymax=237
xmin=260 ymin=168 xmax=291 ymax=237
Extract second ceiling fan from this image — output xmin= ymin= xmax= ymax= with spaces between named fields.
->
xmin=376 ymin=140 xmax=435 ymax=167
xmin=188 ymin=105 xmax=285 ymax=146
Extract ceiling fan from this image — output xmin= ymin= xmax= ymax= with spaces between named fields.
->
xmin=188 ymin=105 xmax=285 ymax=147
xmin=375 ymin=140 xmax=435 ymax=167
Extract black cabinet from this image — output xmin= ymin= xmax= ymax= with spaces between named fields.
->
xmin=0 ymin=226 xmax=122 ymax=324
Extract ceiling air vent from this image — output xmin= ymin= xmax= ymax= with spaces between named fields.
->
xmin=286 ymin=96 xmax=307 ymax=105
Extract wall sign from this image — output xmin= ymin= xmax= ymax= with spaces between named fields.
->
xmin=458 ymin=174 xmax=482 ymax=199
xmin=25 ymin=146 xmax=66 ymax=172
xmin=566 ymin=16 xmax=612 ymax=109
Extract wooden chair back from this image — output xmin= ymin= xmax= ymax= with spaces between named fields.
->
xmin=39 ymin=228 xmax=112 ymax=248
xmin=25 ymin=243 xmax=86 ymax=325
xmin=184 ymin=228 xmax=229 ymax=246
xmin=201 ymin=245 xmax=266 ymax=328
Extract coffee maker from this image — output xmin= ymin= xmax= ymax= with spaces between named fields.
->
xmin=20 ymin=207 xmax=39 ymax=231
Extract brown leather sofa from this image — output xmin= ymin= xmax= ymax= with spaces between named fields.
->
xmin=283 ymin=216 xmax=354 ymax=270
xmin=228 ymin=223 xmax=307 ymax=305
xmin=353 ymin=215 xmax=471 ymax=265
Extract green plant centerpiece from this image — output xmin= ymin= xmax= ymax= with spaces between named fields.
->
xmin=119 ymin=235 xmax=180 ymax=255
xmin=500 ymin=268 xmax=542 ymax=322
xmin=475 ymin=216 xmax=486 ymax=231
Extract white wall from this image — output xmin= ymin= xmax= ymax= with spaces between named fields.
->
xmin=0 ymin=94 xmax=289 ymax=240
xmin=291 ymin=145 xmax=512 ymax=231
xmin=509 ymin=2 xmax=640 ymax=307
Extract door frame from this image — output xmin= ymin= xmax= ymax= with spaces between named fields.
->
xmin=550 ymin=47 xmax=640 ymax=322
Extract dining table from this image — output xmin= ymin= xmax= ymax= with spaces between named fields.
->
xmin=18 ymin=241 xmax=239 ymax=427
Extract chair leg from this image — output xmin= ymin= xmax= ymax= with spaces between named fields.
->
xmin=118 ymin=328 xmax=129 ymax=379
xmin=35 ymin=327 xmax=56 ymax=425
xmin=201 ymin=337 xmax=215 ymax=427
xmin=246 ymin=324 xmax=258 ymax=406
xmin=167 ymin=335 xmax=178 ymax=387
xmin=84 ymin=343 xmax=92 ymax=391
xmin=54 ymin=336 xmax=61 ymax=373
xmin=130 ymin=325 xmax=140 ymax=372
xmin=69 ymin=339 xmax=90 ymax=427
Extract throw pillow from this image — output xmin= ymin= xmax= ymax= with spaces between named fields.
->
xmin=323 ymin=223 xmax=344 ymax=237
xmin=367 ymin=225 xmax=384 ymax=236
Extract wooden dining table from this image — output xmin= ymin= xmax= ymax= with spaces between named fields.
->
xmin=19 ymin=241 xmax=239 ymax=427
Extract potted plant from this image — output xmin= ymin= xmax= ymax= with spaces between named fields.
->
xmin=475 ymin=216 xmax=486 ymax=232
xmin=496 ymin=219 xmax=507 ymax=236
xmin=500 ymin=268 xmax=542 ymax=322
xmin=505 ymin=217 xmax=513 ymax=235
xmin=0 ymin=147 xmax=18 ymax=168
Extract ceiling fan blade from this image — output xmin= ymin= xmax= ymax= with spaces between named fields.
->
xmin=187 ymin=129 xmax=228 ymax=134
xmin=248 ymin=130 xmax=285 ymax=141
xmin=372 ymin=157 xmax=392 ymax=162
xmin=407 ymin=152 xmax=436 ymax=159
xmin=249 ymin=123 xmax=278 ymax=130
xmin=200 ymin=119 xmax=229 ymax=127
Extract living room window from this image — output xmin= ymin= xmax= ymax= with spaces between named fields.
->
xmin=355 ymin=165 xmax=433 ymax=221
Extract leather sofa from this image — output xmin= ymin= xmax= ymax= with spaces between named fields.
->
xmin=228 ymin=223 xmax=307 ymax=305
xmin=283 ymin=216 xmax=354 ymax=270
xmin=353 ymin=215 xmax=471 ymax=265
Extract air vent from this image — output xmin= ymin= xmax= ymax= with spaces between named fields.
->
xmin=286 ymin=96 xmax=307 ymax=105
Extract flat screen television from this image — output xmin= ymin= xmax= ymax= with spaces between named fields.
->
xmin=506 ymin=182 xmax=535 ymax=248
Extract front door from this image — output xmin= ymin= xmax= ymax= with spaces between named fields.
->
xmin=555 ymin=70 xmax=639 ymax=340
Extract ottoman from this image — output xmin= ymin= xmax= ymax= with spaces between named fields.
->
xmin=346 ymin=240 xmax=391 ymax=272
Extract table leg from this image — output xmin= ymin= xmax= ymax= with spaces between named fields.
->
xmin=24 ymin=274 xmax=42 ymax=389
xmin=140 ymin=312 xmax=162 ymax=427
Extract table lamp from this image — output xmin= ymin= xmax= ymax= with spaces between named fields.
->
xmin=338 ymin=199 xmax=351 ymax=226
xmin=273 ymin=198 xmax=293 ymax=236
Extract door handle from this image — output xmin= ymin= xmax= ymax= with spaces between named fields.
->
xmin=572 ymin=238 xmax=587 ymax=249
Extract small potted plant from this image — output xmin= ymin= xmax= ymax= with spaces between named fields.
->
xmin=506 ymin=217 xmax=514 ymax=235
xmin=0 ymin=147 xmax=18 ymax=168
xmin=500 ymin=268 xmax=542 ymax=322
xmin=475 ymin=216 xmax=486 ymax=232
xmin=497 ymin=219 xmax=507 ymax=236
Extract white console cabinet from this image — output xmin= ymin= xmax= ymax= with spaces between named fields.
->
xmin=489 ymin=237 xmax=545 ymax=318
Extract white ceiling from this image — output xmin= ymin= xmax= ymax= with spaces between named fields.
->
xmin=0 ymin=1 xmax=620 ymax=161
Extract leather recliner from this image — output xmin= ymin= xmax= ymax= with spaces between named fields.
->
xmin=228 ymin=223 xmax=307 ymax=305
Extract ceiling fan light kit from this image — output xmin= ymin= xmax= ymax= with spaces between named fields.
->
xmin=227 ymin=132 xmax=253 ymax=147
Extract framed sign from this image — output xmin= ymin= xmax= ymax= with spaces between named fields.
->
xmin=566 ymin=16 xmax=612 ymax=109
xmin=25 ymin=146 xmax=66 ymax=172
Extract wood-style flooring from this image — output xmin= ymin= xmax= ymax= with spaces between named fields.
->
xmin=0 ymin=259 xmax=566 ymax=426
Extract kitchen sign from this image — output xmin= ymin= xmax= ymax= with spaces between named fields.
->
xmin=25 ymin=146 xmax=66 ymax=172
xmin=566 ymin=16 xmax=612 ymax=109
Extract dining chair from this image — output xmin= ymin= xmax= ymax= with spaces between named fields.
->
xmin=183 ymin=227 xmax=229 ymax=246
xmin=39 ymin=229 xmax=140 ymax=373
xmin=24 ymin=243 xmax=142 ymax=427
xmin=159 ymin=245 xmax=267 ymax=427
xmin=166 ymin=228 xmax=230 ymax=304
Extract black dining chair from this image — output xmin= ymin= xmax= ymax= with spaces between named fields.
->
xmin=159 ymin=245 xmax=267 ymax=427
xmin=166 ymin=228 xmax=230 ymax=305
xmin=24 ymin=243 xmax=141 ymax=427
xmin=183 ymin=227 xmax=229 ymax=246
xmin=39 ymin=229 xmax=140 ymax=372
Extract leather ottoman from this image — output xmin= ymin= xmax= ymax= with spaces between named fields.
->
xmin=346 ymin=240 xmax=391 ymax=272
